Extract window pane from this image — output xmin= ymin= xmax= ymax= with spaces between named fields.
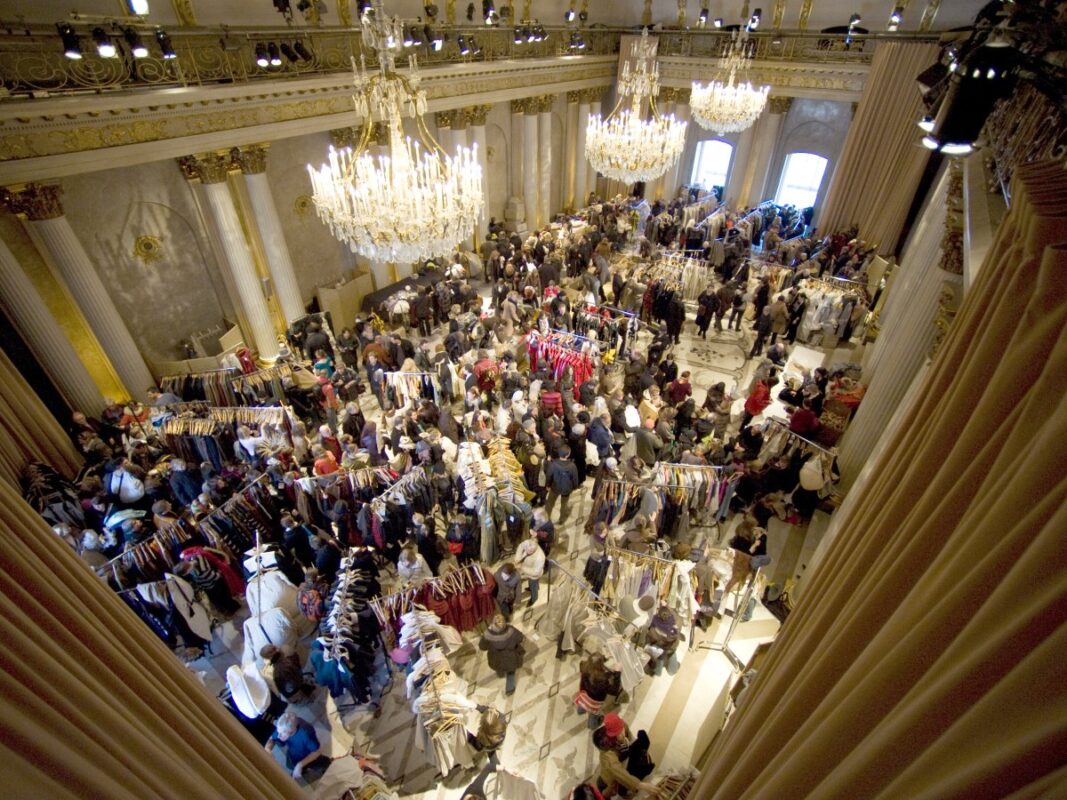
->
xmin=690 ymin=139 xmax=733 ymax=191
xmin=775 ymin=152 xmax=828 ymax=209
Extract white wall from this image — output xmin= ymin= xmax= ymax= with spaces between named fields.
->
xmin=765 ymin=98 xmax=853 ymax=210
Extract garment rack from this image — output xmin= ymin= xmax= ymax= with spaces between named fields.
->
xmin=607 ymin=544 xmax=676 ymax=567
xmin=543 ymin=559 xmax=641 ymax=634
xmin=764 ymin=417 xmax=836 ymax=455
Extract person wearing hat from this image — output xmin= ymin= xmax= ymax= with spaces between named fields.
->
xmin=645 ymin=605 xmax=683 ymax=675
xmin=592 ymin=713 xmax=661 ymax=797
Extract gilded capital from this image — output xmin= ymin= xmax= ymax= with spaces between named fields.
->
xmin=434 ymin=110 xmax=456 ymax=129
xmin=329 ymin=127 xmax=359 ymax=149
xmin=179 ymin=153 xmax=231 ymax=184
xmin=659 ymin=87 xmax=679 ymax=105
xmin=533 ymin=94 xmax=555 ymax=113
xmin=1 ymin=183 xmax=64 ymax=220
xmin=231 ymin=144 xmax=269 ymax=175
xmin=367 ymin=122 xmax=390 ymax=147
xmin=767 ymin=95 xmax=794 ymax=114
xmin=463 ymin=104 xmax=492 ymax=127
xmin=567 ymin=90 xmax=583 ymax=104
xmin=511 ymin=98 xmax=531 ymax=114
xmin=582 ymin=87 xmax=606 ymax=104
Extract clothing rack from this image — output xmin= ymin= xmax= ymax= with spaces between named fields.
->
xmin=606 ymin=544 xmax=676 ymax=567
xmin=384 ymin=371 xmax=435 ymax=376
xmin=544 ymin=559 xmax=641 ymax=634
xmin=656 ymin=461 xmax=727 ymax=471
xmin=600 ymin=477 xmax=699 ymax=491
xmin=764 ymin=417 xmax=836 ymax=455
xmin=201 ymin=473 xmax=272 ymax=529
xmin=548 ymin=327 xmax=599 ymax=345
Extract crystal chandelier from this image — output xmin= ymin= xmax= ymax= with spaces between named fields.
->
xmin=690 ymin=33 xmax=770 ymax=134
xmin=307 ymin=1 xmax=483 ymax=264
xmin=585 ymin=28 xmax=687 ymax=184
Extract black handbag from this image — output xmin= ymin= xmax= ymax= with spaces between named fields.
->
xmin=762 ymin=586 xmax=793 ymax=623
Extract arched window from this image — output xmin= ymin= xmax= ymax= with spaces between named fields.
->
xmin=775 ymin=152 xmax=829 ymax=208
xmin=690 ymin=139 xmax=733 ymax=191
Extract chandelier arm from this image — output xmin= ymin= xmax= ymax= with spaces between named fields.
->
xmin=415 ymin=114 xmax=449 ymax=158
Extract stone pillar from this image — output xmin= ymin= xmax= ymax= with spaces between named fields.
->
xmin=587 ymin=97 xmax=603 ymax=199
xmin=535 ymin=95 xmax=554 ymax=228
xmin=507 ymin=99 xmax=529 ymax=233
xmin=659 ymin=94 xmax=690 ymax=203
xmin=465 ymin=105 xmax=492 ymax=241
xmin=836 ymin=168 xmax=959 ymax=488
xmin=739 ymin=96 xmax=791 ymax=208
xmin=0 ymin=235 xmax=105 ymax=414
xmin=574 ymin=94 xmax=591 ymax=210
xmin=725 ymin=123 xmax=757 ymax=209
xmin=181 ymin=154 xmax=278 ymax=362
xmin=564 ymin=92 xmax=580 ymax=210
xmin=9 ymin=184 xmax=155 ymax=399
xmin=231 ymin=145 xmax=305 ymax=325
xmin=522 ymin=105 xmax=540 ymax=231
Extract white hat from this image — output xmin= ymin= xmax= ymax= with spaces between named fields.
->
xmin=226 ymin=662 xmax=270 ymax=718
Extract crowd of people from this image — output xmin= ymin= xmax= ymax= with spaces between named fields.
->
xmin=37 ymin=190 xmax=875 ymax=797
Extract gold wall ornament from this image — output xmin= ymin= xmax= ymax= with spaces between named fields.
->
xmin=767 ymin=95 xmax=794 ymax=114
xmin=919 ymin=0 xmax=941 ymax=32
xmin=929 ymin=280 xmax=962 ymax=359
xmin=642 ymin=0 xmax=653 ymax=27
xmin=434 ymin=110 xmax=457 ymax=129
xmin=797 ymin=0 xmax=814 ymax=30
xmin=567 ymin=90 xmax=582 ymax=103
xmin=772 ymin=0 xmax=786 ymax=30
xmin=531 ymin=94 xmax=555 ymax=114
xmin=170 ymin=0 xmax=198 ymax=26
xmin=939 ymin=159 xmax=965 ymax=276
xmin=463 ymin=104 xmax=492 ymax=127
xmin=294 ymin=194 xmax=314 ymax=218
xmin=1 ymin=183 xmax=64 ymax=220
xmin=511 ymin=98 xmax=532 ymax=114
xmin=337 ymin=0 xmax=353 ymax=27
xmin=230 ymin=144 xmax=269 ymax=175
xmin=182 ymin=152 xmax=230 ymax=184
xmin=133 ymin=234 xmax=164 ymax=264
xmin=677 ymin=0 xmax=687 ymax=27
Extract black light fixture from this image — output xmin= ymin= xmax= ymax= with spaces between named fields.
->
xmin=483 ymin=0 xmax=497 ymax=25
xmin=888 ymin=6 xmax=904 ymax=31
xmin=425 ymin=25 xmax=443 ymax=50
xmin=564 ymin=5 xmax=576 ymax=22
xmin=535 ymin=23 xmax=546 ymax=41
xmin=713 ymin=17 xmax=723 ymax=28
xmin=293 ymin=40 xmax=313 ymax=61
xmin=267 ymin=41 xmax=282 ymax=66
xmin=126 ymin=0 xmax=150 ymax=14
xmin=155 ymin=29 xmax=176 ymax=59
xmin=57 ymin=22 xmax=83 ymax=60
xmin=523 ymin=24 xmax=535 ymax=43
xmin=403 ymin=26 xmax=414 ymax=47
xmin=925 ymin=44 xmax=1016 ymax=156
xmin=93 ymin=27 xmax=117 ymax=58
xmin=513 ymin=25 xmax=523 ymax=44
xmin=698 ymin=7 xmax=709 ymax=27
xmin=358 ymin=0 xmax=373 ymax=20
xmin=748 ymin=8 xmax=761 ymax=30
xmin=280 ymin=42 xmax=299 ymax=61
xmin=255 ymin=42 xmax=269 ymax=67
xmin=424 ymin=3 xmax=438 ymax=19
xmin=124 ymin=27 xmax=149 ymax=58
xmin=411 ymin=26 xmax=425 ymax=46
xmin=458 ymin=35 xmax=470 ymax=55
xmin=466 ymin=3 xmax=475 ymax=22
xmin=470 ymin=36 xmax=482 ymax=55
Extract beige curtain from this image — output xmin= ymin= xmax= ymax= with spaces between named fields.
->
xmin=817 ymin=42 xmax=939 ymax=255
xmin=0 ymin=348 xmax=80 ymax=485
xmin=695 ymin=160 xmax=1067 ymax=798
xmin=0 ymin=474 xmax=305 ymax=798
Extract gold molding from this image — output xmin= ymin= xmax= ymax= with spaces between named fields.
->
xmin=772 ymin=0 xmax=786 ymax=30
xmin=567 ymin=90 xmax=582 ymax=103
xmin=530 ymin=94 xmax=555 ymax=114
xmin=170 ymin=0 xmax=198 ymax=26
xmin=336 ymin=0 xmax=352 ymax=27
xmin=797 ymin=0 xmax=814 ymax=31
xmin=919 ymin=0 xmax=941 ymax=32
xmin=294 ymin=194 xmax=313 ymax=218
xmin=230 ymin=144 xmax=269 ymax=175
xmin=1 ymin=183 xmax=64 ymax=220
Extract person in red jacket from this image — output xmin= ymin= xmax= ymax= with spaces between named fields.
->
xmin=788 ymin=398 xmax=822 ymax=436
xmin=742 ymin=380 xmax=771 ymax=428
xmin=540 ymin=381 xmax=565 ymax=418
xmin=666 ymin=371 xmax=693 ymax=405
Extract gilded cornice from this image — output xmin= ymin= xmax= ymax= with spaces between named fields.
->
xmin=1 ymin=183 xmax=64 ymax=220
xmin=797 ymin=0 xmax=814 ymax=31
xmin=231 ymin=144 xmax=269 ymax=175
xmin=658 ymin=57 xmax=868 ymax=100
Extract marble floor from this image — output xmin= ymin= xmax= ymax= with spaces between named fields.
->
xmin=180 ymin=271 xmax=860 ymax=797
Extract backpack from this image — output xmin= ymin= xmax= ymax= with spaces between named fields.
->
xmin=298 ymin=585 xmax=326 ymax=622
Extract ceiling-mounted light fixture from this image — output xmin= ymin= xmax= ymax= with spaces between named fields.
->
xmin=267 ymin=42 xmax=282 ymax=66
xmin=564 ymin=5 xmax=575 ymax=22
xmin=411 ymin=26 xmax=425 ymax=46
xmin=126 ymin=0 xmax=150 ymax=14
xmin=255 ymin=42 xmax=269 ymax=67
xmin=93 ymin=27 xmax=117 ymax=58
xmin=57 ymin=22 xmax=83 ymax=60
xmin=482 ymin=0 xmax=497 ymax=25
xmin=888 ymin=6 xmax=904 ymax=31
xmin=513 ymin=26 xmax=523 ymax=44
xmin=426 ymin=25 xmax=443 ymax=50
xmin=403 ymin=26 xmax=414 ymax=46
xmin=280 ymin=42 xmax=299 ymax=61
xmin=917 ymin=115 xmax=935 ymax=132
xmin=713 ymin=17 xmax=723 ymax=28
xmin=849 ymin=13 xmax=861 ymax=27
xmin=123 ymin=27 xmax=148 ymax=58
xmin=698 ymin=7 xmax=709 ymax=27
xmin=155 ymin=29 xmax=176 ymax=59
xmin=423 ymin=3 xmax=438 ymax=18
xmin=358 ymin=0 xmax=373 ymax=19
xmin=293 ymin=40 xmax=313 ymax=61
xmin=458 ymin=35 xmax=470 ymax=55
xmin=748 ymin=8 xmax=761 ymax=30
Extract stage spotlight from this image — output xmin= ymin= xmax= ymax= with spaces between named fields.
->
xmin=268 ymin=42 xmax=282 ymax=66
xmin=155 ymin=29 xmax=176 ymax=59
xmin=58 ymin=23 xmax=83 ymax=60
xmin=293 ymin=40 xmax=313 ymax=61
xmin=255 ymin=42 xmax=269 ymax=67
xmin=93 ymin=27 xmax=117 ymax=58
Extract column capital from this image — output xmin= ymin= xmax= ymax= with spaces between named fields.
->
xmin=531 ymin=94 xmax=555 ymax=114
xmin=178 ymin=153 xmax=231 ymax=184
xmin=461 ymin=104 xmax=492 ymax=127
xmin=581 ymin=87 xmax=607 ymax=104
xmin=329 ymin=126 xmax=360 ymax=149
xmin=434 ymin=110 xmax=456 ymax=129
xmin=231 ymin=144 xmax=270 ymax=175
xmin=567 ymin=90 xmax=583 ymax=104
xmin=1 ymin=183 xmax=64 ymax=220
xmin=767 ymin=95 xmax=794 ymax=114
xmin=510 ymin=97 xmax=533 ymax=114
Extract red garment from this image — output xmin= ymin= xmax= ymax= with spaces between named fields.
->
xmin=789 ymin=407 xmax=821 ymax=435
xmin=236 ymin=347 xmax=256 ymax=374
xmin=666 ymin=379 xmax=692 ymax=405
xmin=180 ymin=546 xmax=245 ymax=596
xmin=540 ymin=390 xmax=565 ymax=417
xmin=474 ymin=358 xmax=500 ymax=393
xmin=745 ymin=381 xmax=771 ymax=416
xmin=314 ymin=454 xmax=339 ymax=476
xmin=318 ymin=377 xmax=339 ymax=410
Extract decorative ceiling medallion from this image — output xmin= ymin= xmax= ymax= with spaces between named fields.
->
xmin=294 ymin=194 xmax=313 ymax=217
xmin=133 ymin=234 xmax=163 ymax=263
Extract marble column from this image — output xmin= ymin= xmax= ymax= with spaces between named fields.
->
xmin=508 ymin=99 xmax=528 ymax=231
xmin=183 ymin=154 xmax=278 ymax=362
xmin=836 ymin=168 xmax=958 ymax=488
xmin=522 ymin=105 xmax=540 ymax=231
xmin=564 ymin=92 xmax=580 ymax=210
xmin=536 ymin=95 xmax=553 ymax=228
xmin=587 ymin=97 xmax=603 ymax=199
xmin=659 ymin=96 xmax=691 ymax=203
xmin=739 ymin=96 xmax=791 ymax=208
xmin=10 ymin=184 xmax=155 ymax=399
xmin=574 ymin=94 xmax=591 ymax=209
xmin=724 ymin=123 xmax=757 ymax=209
xmin=465 ymin=105 xmax=492 ymax=241
xmin=0 ymin=235 xmax=105 ymax=414
xmin=231 ymin=145 xmax=305 ymax=325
